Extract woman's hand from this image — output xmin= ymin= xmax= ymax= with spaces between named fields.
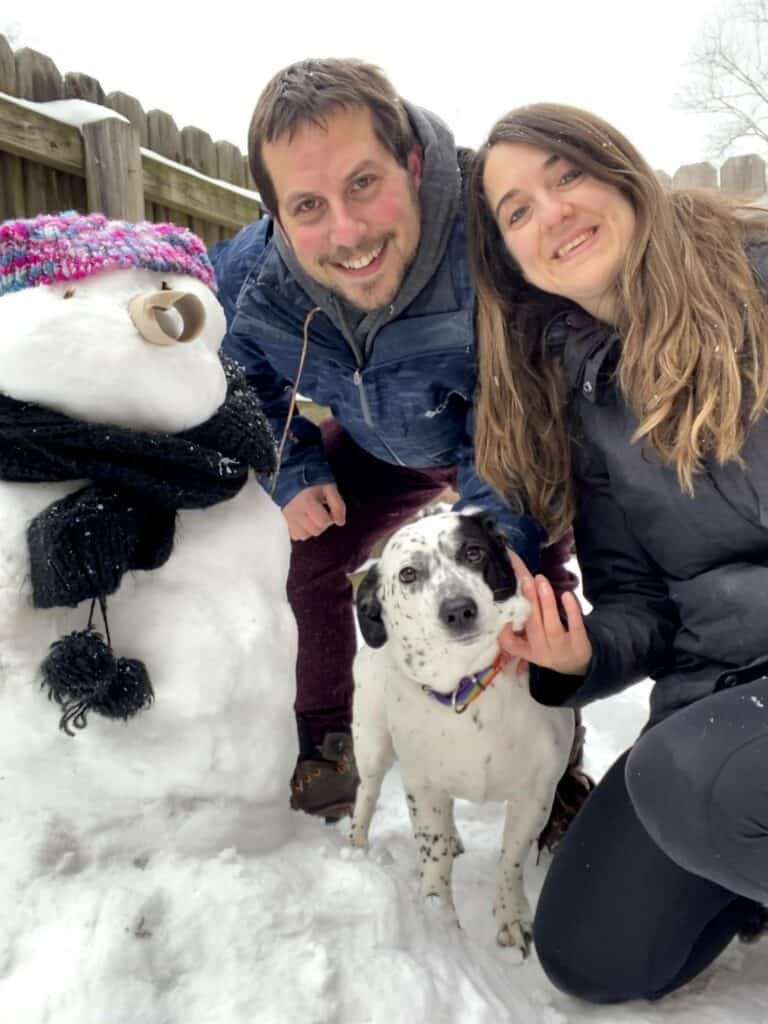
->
xmin=500 ymin=551 xmax=592 ymax=677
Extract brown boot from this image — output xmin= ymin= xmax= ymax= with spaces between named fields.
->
xmin=538 ymin=709 xmax=595 ymax=853
xmin=289 ymin=732 xmax=360 ymax=823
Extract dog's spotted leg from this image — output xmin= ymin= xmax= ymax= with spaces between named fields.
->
xmin=494 ymin=793 xmax=536 ymax=956
xmin=494 ymin=757 xmax=566 ymax=955
xmin=405 ymin=785 xmax=459 ymax=921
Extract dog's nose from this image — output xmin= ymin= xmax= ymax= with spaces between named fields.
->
xmin=439 ymin=595 xmax=478 ymax=633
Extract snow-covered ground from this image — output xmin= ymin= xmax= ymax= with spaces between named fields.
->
xmin=3 ymin=621 xmax=767 ymax=1023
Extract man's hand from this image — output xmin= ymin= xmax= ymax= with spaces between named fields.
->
xmin=500 ymin=550 xmax=592 ymax=677
xmin=283 ymin=484 xmax=346 ymax=541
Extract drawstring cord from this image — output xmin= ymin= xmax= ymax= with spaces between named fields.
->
xmin=270 ymin=306 xmax=322 ymax=498
xmin=86 ymin=595 xmax=111 ymax=647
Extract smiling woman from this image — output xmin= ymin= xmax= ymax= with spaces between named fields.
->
xmin=482 ymin=142 xmax=635 ymax=323
xmin=465 ymin=102 xmax=768 ymax=1006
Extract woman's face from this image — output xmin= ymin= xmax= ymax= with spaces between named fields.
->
xmin=482 ymin=141 xmax=636 ymax=322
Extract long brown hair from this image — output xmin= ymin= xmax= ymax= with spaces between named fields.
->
xmin=467 ymin=103 xmax=768 ymax=541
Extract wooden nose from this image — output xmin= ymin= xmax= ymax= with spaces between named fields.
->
xmin=128 ymin=290 xmax=206 ymax=346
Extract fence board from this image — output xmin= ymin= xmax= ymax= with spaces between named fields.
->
xmin=0 ymin=151 xmax=25 ymax=218
xmin=106 ymin=91 xmax=148 ymax=146
xmin=182 ymin=125 xmax=220 ymax=244
xmin=243 ymin=155 xmax=256 ymax=192
xmin=14 ymin=49 xmax=66 ymax=217
xmin=147 ymin=109 xmax=183 ymax=223
xmin=142 ymin=150 xmax=260 ymax=228
xmin=0 ymin=94 xmax=83 ymax=172
xmin=216 ymin=140 xmax=245 ymax=188
xmin=15 ymin=48 xmax=63 ymax=101
xmin=24 ymin=161 xmax=48 ymax=216
xmin=64 ymin=71 xmax=106 ymax=105
xmin=0 ymin=34 xmax=17 ymax=95
xmin=83 ymin=118 xmax=144 ymax=220
xmin=0 ymin=41 xmax=23 ymax=218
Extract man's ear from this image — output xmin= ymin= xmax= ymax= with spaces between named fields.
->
xmin=407 ymin=145 xmax=424 ymax=190
xmin=356 ymin=565 xmax=388 ymax=649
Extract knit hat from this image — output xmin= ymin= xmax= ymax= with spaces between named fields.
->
xmin=0 ymin=211 xmax=215 ymax=297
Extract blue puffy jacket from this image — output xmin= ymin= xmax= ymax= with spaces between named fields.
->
xmin=211 ymin=213 xmax=545 ymax=567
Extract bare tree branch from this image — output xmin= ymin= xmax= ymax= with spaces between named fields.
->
xmin=681 ymin=0 xmax=768 ymax=156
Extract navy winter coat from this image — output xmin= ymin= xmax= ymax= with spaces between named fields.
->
xmin=531 ymin=253 xmax=768 ymax=723
xmin=210 ymin=214 xmax=545 ymax=566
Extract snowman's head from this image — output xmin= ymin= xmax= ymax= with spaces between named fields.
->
xmin=0 ymin=212 xmax=228 ymax=432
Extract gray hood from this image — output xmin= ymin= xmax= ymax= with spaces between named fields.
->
xmin=274 ymin=101 xmax=462 ymax=362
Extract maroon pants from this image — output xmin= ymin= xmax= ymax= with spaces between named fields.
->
xmin=286 ymin=421 xmax=456 ymax=749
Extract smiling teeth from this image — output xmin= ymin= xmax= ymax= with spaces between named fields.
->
xmin=339 ymin=244 xmax=383 ymax=270
xmin=556 ymin=230 xmax=594 ymax=258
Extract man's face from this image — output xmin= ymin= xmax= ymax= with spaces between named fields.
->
xmin=263 ymin=105 xmax=423 ymax=312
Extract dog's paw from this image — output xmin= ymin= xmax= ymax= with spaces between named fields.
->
xmin=348 ymin=816 xmax=373 ymax=849
xmin=495 ymin=918 xmax=532 ymax=957
xmin=423 ymin=893 xmax=460 ymax=928
xmin=338 ymin=845 xmax=367 ymax=862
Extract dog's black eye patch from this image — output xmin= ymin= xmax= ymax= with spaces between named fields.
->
xmin=456 ymin=514 xmax=518 ymax=600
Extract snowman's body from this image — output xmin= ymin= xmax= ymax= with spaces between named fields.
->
xmin=0 ymin=266 xmax=297 ymax=860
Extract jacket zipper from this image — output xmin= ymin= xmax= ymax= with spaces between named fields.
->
xmin=353 ymin=367 xmax=374 ymax=428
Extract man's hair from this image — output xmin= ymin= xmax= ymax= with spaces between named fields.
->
xmin=248 ymin=58 xmax=416 ymax=215
xmin=467 ymin=102 xmax=768 ymax=540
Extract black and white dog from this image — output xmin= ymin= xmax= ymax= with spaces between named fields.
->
xmin=350 ymin=510 xmax=574 ymax=955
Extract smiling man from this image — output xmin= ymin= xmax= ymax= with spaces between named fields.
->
xmin=211 ymin=59 xmax=575 ymax=820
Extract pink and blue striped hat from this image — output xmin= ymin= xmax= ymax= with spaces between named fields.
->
xmin=0 ymin=211 xmax=215 ymax=297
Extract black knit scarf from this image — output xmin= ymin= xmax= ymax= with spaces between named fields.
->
xmin=0 ymin=355 xmax=277 ymax=732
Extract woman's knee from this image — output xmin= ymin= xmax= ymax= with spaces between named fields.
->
xmin=626 ymin=703 xmax=768 ymax=901
xmin=706 ymin=738 xmax=768 ymax=900
xmin=533 ymin=897 xmax=657 ymax=1004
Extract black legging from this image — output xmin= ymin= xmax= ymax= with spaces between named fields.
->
xmin=534 ymin=674 xmax=768 ymax=1004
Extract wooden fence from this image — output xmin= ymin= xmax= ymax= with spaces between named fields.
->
xmin=657 ymin=153 xmax=767 ymax=198
xmin=0 ymin=34 xmax=260 ymax=245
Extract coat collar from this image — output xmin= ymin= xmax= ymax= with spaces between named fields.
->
xmin=544 ymin=307 xmax=621 ymax=404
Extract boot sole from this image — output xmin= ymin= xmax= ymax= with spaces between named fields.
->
xmin=290 ymin=798 xmax=354 ymax=823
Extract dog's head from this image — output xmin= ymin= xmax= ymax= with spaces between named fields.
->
xmin=356 ymin=510 xmax=530 ymax=690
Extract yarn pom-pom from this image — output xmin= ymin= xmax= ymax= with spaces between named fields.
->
xmin=96 ymin=658 xmax=154 ymax=720
xmin=41 ymin=629 xmax=116 ymax=709
xmin=40 ymin=631 xmax=153 ymax=734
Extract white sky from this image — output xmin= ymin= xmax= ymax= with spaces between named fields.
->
xmin=8 ymin=0 xmax=738 ymax=178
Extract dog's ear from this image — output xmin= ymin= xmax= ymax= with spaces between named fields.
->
xmin=356 ymin=564 xmax=388 ymax=649
xmin=467 ymin=509 xmax=501 ymax=538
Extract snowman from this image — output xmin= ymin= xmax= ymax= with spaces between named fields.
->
xmin=0 ymin=211 xmax=297 ymax=867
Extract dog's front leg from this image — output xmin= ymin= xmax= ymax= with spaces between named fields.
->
xmin=405 ymin=783 xmax=459 ymax=921
xmin=349 ymin=726 xmax=395 ymax=849
xmin=494 ymin=774 xmax=558 ymax=956
xmin=349 ymin=759 xmax=391 ymax=849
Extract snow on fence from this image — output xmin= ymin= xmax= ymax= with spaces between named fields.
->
xmin=0 ymin=34 xmax=261 ymax=245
